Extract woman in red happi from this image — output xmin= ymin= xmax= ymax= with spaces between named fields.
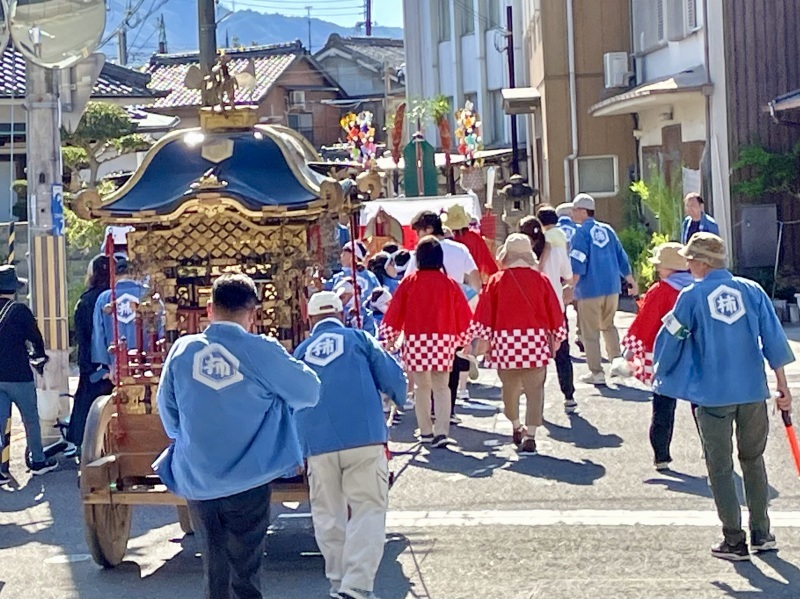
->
xmin=380 ymin=236 xmax=473 ymax=449
xmin=471 ymin=234 xmax=567 ymax=455
xmin=621 ymin=242 xmax=694 ymax=471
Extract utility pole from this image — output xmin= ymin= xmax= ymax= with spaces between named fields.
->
xmin=25 ymin=63 xmax=70 ymax=439
xmin=198 ymin=0 xmax=218 ymax=74
xmin=157 ymin=14 xmax=168 ymax=54
xmin=365 ymin=0 xmax=372 ymax=36
xmin=118 ymin=0 xmax=132 ymax=66
xmin=505 ymin=5 xmax=519 ymax=175
xmin=305 ymin=6 xmax=312 ymax=52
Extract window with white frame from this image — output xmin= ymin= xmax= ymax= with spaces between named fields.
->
xmin=576 ymin=156 xmax=619 ymax=196
xmin=438 ymin=0 xmax=452 ymax=42
xmin=632 ymin=0 xmax=666 ymax=54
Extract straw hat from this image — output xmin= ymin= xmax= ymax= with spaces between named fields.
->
xmin=679 ymin=232 xmax=727 ymax=269
xmin=648 ymin=242 xmax=689 ymax=271
xmin=496 ymin=233 xmax=537 ymax=267
xmin=443 ymin=204 xmax=471 ymax=231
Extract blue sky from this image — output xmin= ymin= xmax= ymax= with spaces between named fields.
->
xmin=221 ymin=1 xmax=404 ymax=29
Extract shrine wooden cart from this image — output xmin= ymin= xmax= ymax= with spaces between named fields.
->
xmin=73 ymin=106 xmax=371 ymax=568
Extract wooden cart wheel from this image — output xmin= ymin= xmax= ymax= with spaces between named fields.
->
xmin=177 ymin=506 xmax=194 ymax=535
xmin=81 ymin=395 xmax=132 ymax=568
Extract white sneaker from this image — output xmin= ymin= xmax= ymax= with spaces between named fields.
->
xmin=62 ymin=442 xmax=78 ymax=458
xmin=610 ymin=357 xmax=633 ymax=378
xmin=579 ymin=372 xmax=606 ymax=386
xmin=458 ymin=388 xmax=470 ymax=400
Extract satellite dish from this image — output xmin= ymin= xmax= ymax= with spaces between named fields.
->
xmin=5 ymin=0 xmax=106 ymax=69
xmin=0 ymin=2 xmax=9 ymax=59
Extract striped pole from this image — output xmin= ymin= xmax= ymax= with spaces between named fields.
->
xmin=8 ymin=221 xmax=15 ymax=264
xmin=2 ymin=222 xmax=14 ymax=475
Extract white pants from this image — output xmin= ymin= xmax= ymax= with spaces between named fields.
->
xmin=307 ymin=444 xmax=389 ymax=594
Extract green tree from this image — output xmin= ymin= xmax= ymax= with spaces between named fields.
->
xmin=61 ymin=101 xmax=151 ymax=188
xmin=732 ymin=142 xmax=800 ymax=201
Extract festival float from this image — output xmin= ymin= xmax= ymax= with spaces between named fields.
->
xmin=70 ymin=54 xmax=374 ymax=568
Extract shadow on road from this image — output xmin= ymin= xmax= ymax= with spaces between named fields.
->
xmin=711 ymin=551 xmax=800 ymax=598
xmin=644 ymin=469 xmax=780 ymax=503
xmin=507 ymin=454 xmax=606 ymax=486
xmin=543 ymin=414 xmax=624 ymax=449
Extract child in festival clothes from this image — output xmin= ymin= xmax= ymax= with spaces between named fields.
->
xmin=470 ymin=234 xmax=567 ymax=455
xmin=621 ymin=242 xmax=694 ymax=471
xmin=379 ymin=236 xmax=473 ymax=448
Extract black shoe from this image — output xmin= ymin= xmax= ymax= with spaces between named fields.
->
xmin=0 ymin=471 xmax=11 ymax=485
xmin=431 ymin=435 xmax=454 ymax=448
xmin=711 ymin=539 xmax=750 ymax=561
xmin=418 ymin=433 xmax=434 ymax=444
xmin=30 ymin=457 xmax=58 ymax=475
xmin=751 ymin=532 xmax=777 ymax=553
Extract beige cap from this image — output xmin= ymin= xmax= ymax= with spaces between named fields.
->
xmin=496 ymin=233 xmax=537 ymax=267
xmin=443 ymin=204 xmax=471 ymax=230
xmin=307 ymin=291 xmax=343 ymax=316
xmin=572 ymin=193 xmax=595 ymax=211
xmin=648 ymin=242 xmax=689 ymax=271
xmin=679 ymin=232 xmax=727 ymax=268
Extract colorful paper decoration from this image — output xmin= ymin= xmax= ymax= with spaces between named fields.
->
xmin=340 ymin=111 xmax=378 ymax=167
xmin=455 ymin=101 xmax=484 ymax=166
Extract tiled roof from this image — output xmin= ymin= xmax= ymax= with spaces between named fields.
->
xmin=317 ymin=34 xmax=405 ymax=72
xmin=0 ymin=45 xmax=157 ymax=98
xmin=145 ymin=41 xmax=304 ymax=109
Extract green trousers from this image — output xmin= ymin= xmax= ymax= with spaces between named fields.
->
xmin=696 ymin=402 xmax=771 ymax=544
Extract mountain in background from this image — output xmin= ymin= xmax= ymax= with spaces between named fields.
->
xmin=103 ymin=0 xmax=403 ymax=65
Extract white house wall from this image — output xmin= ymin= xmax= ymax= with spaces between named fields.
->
xmin=637 ymin=96 xmax=706 ymax=147
xmin=461 ymin=35 xmax=478 ymax=94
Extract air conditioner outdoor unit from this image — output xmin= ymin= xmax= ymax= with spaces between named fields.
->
xmin=289 ymin=90 xmax=306 ymax=110
xmin=604 ymin=52 xmax=630 ymax=89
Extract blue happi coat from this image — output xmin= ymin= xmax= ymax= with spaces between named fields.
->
xmin=154 ymin=322 xmax=321 ymax=501
xmin=293 ymin=318 xmax=406 ymax=457
xmin=652 ymin=269 xmax=795 ymax=407
xmin=569 ymin=218 xmax=632 ymax=300
xmin=558 ymin=216 xmax=577 ymax=245
xmin=91 ymin=279 xmax=162 ymax=367
xmin=681 ymin=212 xmax=720 ymax=244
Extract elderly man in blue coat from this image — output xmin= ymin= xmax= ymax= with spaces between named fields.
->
xmin=155 ymin=274 xmax=320 ymax=599
xmin=653 ymin=233 xmax=794 ymax=562
xmin=681 ymin=193 xmax=720 ymax=244
xmin=294 ymin=291 xmax=406 ymax=599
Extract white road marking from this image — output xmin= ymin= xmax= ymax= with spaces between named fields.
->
xmin=277 ymin=509 xmax=800 ymax=528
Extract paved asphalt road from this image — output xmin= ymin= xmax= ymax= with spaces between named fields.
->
xmin=2 ymin=313 xmax=800 ymax=599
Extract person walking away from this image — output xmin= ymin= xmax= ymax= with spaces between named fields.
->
xmin=471 ymin=234 xmax=567 ymax=454
xmin=380 ymin=236 xmax=473 ymax=448
xmin=66 ymin=255 xmax=114 ymax=457
xmin=154 ymin=274 xmax=320 ymax=599
xmin=0 ymin=265 xmax=58 ymax=482
xmin=328 ymin=241 xmax=380 ymax=303
xmin=405 ymin=211 xmax=480 ymax=405
xmin=524 ymin=212 xmax=577 ymax=414
xmin=555 ymin=202 xmax=583 ymax=352
xmin=620 ymin=243 xmax=693 ymax=471
xmin=367 ymin=252 xmax=399 ymax=294
xmin=445 ymin=203 xmax=498 ymax=283
xmin=569 ymin=194 xmax=638 ymax=385
xmin=652 ymin=233 xmax=794 ymax=561
xmin=295 ymin=292 xmax=406 ymax=599
xmin=91 ymin=254 xmax=162 ymax=375
xmin=334 ymin=277 xmax=377 ymax=336
xmin=681 ymin=193 xmax=719 ymax=244
xmin=555 ymin=202 xmax=578 ymax=244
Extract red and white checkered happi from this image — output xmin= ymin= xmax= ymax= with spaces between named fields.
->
xmin=621 ymin=334 xmax=653 ymax=384
xmin=401 ymin=333 xmax=462 ymax=371
xmin=472 ymin=323 xmax=567 ymax=370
